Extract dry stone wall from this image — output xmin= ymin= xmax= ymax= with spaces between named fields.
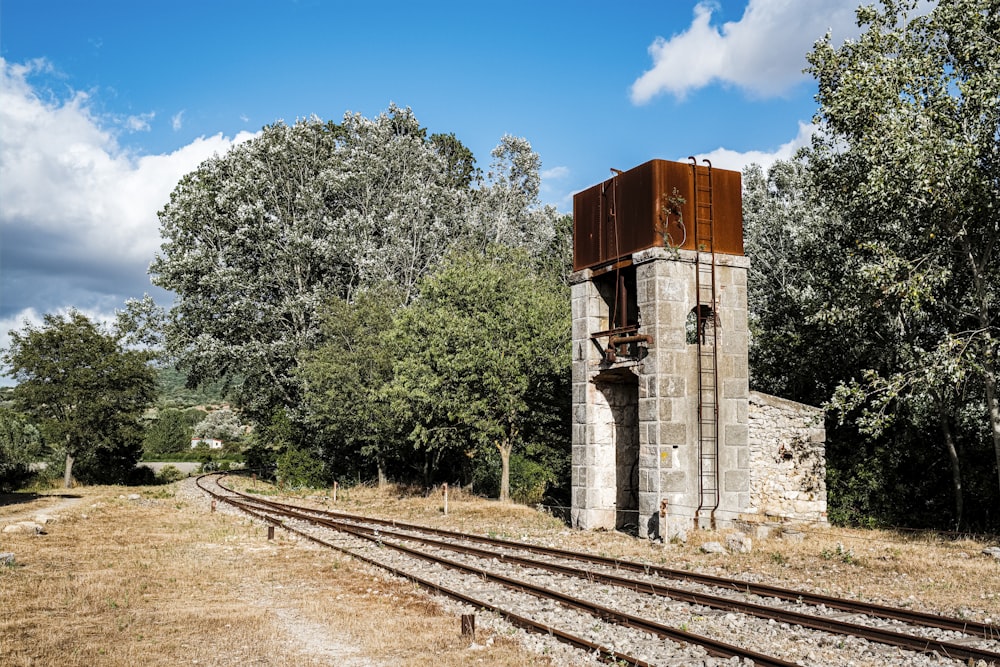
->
xmin=747 ymin=391 xmax=827 ymax=524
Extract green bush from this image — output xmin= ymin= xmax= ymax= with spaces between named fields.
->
xmin=156 ymin=465 xmax=185 ymax=483
xmin=275 ymin=446 xmax=328 ymax=489
xmin=0 ymin=408 xmax=41 ymax=492
xmin=471 ymin=449 xmax=556 ymax=505
xmin=510 ymin=453 xmax=555 ymax=505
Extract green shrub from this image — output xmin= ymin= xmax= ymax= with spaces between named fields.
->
xmin=510 ymin=454 xmax=554 ymax=505
xmin=156 ymin=465 xmax=185 ymax=483
xmin=275 ymin=446 xmax=327 ymax=489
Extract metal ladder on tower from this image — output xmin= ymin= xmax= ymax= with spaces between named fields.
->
xmin=690 ymin=157 xmax=720 ymax=530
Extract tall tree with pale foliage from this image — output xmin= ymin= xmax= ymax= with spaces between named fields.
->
xmin=150 ymin=106 xmax=467 ymax=421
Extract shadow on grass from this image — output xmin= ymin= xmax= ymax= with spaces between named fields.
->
xmin=0 ymin=492 xmax=82 ymax=509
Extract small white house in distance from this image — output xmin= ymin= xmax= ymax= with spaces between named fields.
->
xmin=190 ymin=438 xmax=224 ymax=450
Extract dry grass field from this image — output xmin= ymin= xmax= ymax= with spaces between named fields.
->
xmin=2 ymin=478 xmax=998 ymax=666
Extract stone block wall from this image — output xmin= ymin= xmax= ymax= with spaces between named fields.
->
xmin=571 ymin=247 xmax=828 ymax=534
xmin=747 ymin=391 xmax=827 ymax=523
xmin=571 ymin=248 xmax=758 ymax=534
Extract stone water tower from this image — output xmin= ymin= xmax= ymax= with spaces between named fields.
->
xmin=570 ymin=158 xmax=751 ymax=537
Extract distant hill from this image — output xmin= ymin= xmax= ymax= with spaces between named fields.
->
xmin=156 ymin=367 xmax=231 ymax=409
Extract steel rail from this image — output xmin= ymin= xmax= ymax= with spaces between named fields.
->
xmin=211 ymin=488 xmax=801 ymax=667
xmin=219 ymin=482 xmax=997 ymax=642
xmin=227 ymin=489 xmax=1000 ymax=666
xmin=194 ymin=474 xmax=655 ymax=667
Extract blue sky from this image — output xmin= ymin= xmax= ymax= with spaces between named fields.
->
xmin=0 ymin=0 xmax=863 ymax=366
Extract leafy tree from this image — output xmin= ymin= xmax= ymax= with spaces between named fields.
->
xmin=154 ymin=366 xmax=229 ymax=408
xmin=742 ymin=159 xmax=866 ymax=406
xmin=151 ymin=106 xmax=473 ymax=424
xmin=241 ymin=408 xmax=295 ymax=480
xmin=329 ymin=107 xmax=471 ymax=303
xmin=743 ymin=157 xmax=998 ymax=529
xmin=275 ymin=444 xmax=328 ymax=489
xmin=539 ymin=213 xmax=575 ymax=286
xmin=143 ymin=408 xmax=193 ymax=457
xmin=0 ymin=408 xmax=42 ymax=492
xmin=2 ymin=312 xmax=157 ymax=487
xmin=299 ymin=287 xmax=404 ymax=485
xmin=806 ymin=0 xmax=1000 ymax=526
xmin=150 ymin=117 xmax=348 ymax=422
xmin=463 ymin=135 xmax=561 ymax=260
xmin=193 ymin=406 xmax=245 ymax=442
xmin=391 ymin=246 xmax=570 ymax=501
xmin=429 ymin=132 xmax=478 ymax=189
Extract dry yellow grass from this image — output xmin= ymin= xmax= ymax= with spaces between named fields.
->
xmin=2 ymin=479 xmax=997 ymax=667
xmin=0 ymin=483 xmax=552 ymax=667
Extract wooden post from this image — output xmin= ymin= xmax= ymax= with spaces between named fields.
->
xmin=660 ymin=498 xmax=668 ymax=545
xmin=461 ymin=613 xmax=475 ymax=638
xmin=267 ymin=525 xmax=275 ymax=540
xmin=442 ymin=482 xmax=449 ymax=516
xmin=333 ymin=481 xmax=338 ymax=503
xmin=211 ymin=500 xmax=216 ymax=513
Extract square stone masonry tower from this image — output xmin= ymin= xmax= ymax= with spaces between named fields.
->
xmin=570 ymin=159 xmax=750 ymax=537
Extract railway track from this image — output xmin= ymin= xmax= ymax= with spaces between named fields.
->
xmin=196 ymin=473 xmax=1000 ymax=666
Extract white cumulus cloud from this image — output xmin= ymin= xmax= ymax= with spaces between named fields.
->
xmin=630 ymin=0 xmax=860 ymax=103
xmin=125 ymin=112 xmax=155 ymax=132
xmin=688 ymin=121 xmax=816 ymax=173
xmin=0 ymin=57 xmax=256 ymax=368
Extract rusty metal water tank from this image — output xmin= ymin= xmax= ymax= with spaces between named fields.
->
xmin=572 ymin=159 xmax=743 ymax=271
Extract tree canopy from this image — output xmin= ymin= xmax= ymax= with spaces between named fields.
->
xmin=297 ymin=286 xmax=404 ymax=485
xmin=389 ymin=246 xmax=571 ymax=501
xmin=0 ymin=408 xmax=42 ymax=493
xmin=3 ymin=312 xmax=157 ymax=487
xmin=802 ymin=0 xmax=1000 ymax=527
xmin=143 ymin=408 xmax=194 ymax=458
xmin=298 ymin=246 xmax=571 ymax=501
xmin=151 ymin=105 xmax=560 ymax=428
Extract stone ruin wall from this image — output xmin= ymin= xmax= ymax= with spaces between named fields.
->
xmin=747 ymin=391 xmax=827 ymax=524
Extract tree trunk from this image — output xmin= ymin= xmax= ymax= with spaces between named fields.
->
xmin=497 ymin=441 xmax=512 ymax=503
xmin=377 ymin=459 xmax=387 ymax=488
xmin=63 ymin=452 xmax=74 ymax=489
xmin=938 ymin=402 xmax=963 ymax=530
xmin=984 ymin=367 xmax=1000 ymax=503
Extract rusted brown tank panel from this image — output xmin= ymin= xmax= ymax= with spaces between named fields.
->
xmin=572 ymin=159 xmax=743 ymax=271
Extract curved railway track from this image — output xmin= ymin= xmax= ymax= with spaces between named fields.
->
xmin=196 ymin=473 xmax=999 ymax=666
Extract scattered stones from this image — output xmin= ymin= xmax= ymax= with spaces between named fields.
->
xmin=725 ymin=532 xmax=753 ymax=554
xmin=737 ymin=521 xmax=777 ymax=541
xmin=2 ymin=521 xmax=46 ymax=535
xmin=664 ymin=517 xmax=689 ymax=544
xmin=781 ymin=529 xmax=805 ymax=543
xmin=699 ymin=541 xmax=726 ymax=554
xmin=982 ymin=547 xmax=1000 ymax=560
xmin=0 ymin=552 xmax=15 ymax=566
